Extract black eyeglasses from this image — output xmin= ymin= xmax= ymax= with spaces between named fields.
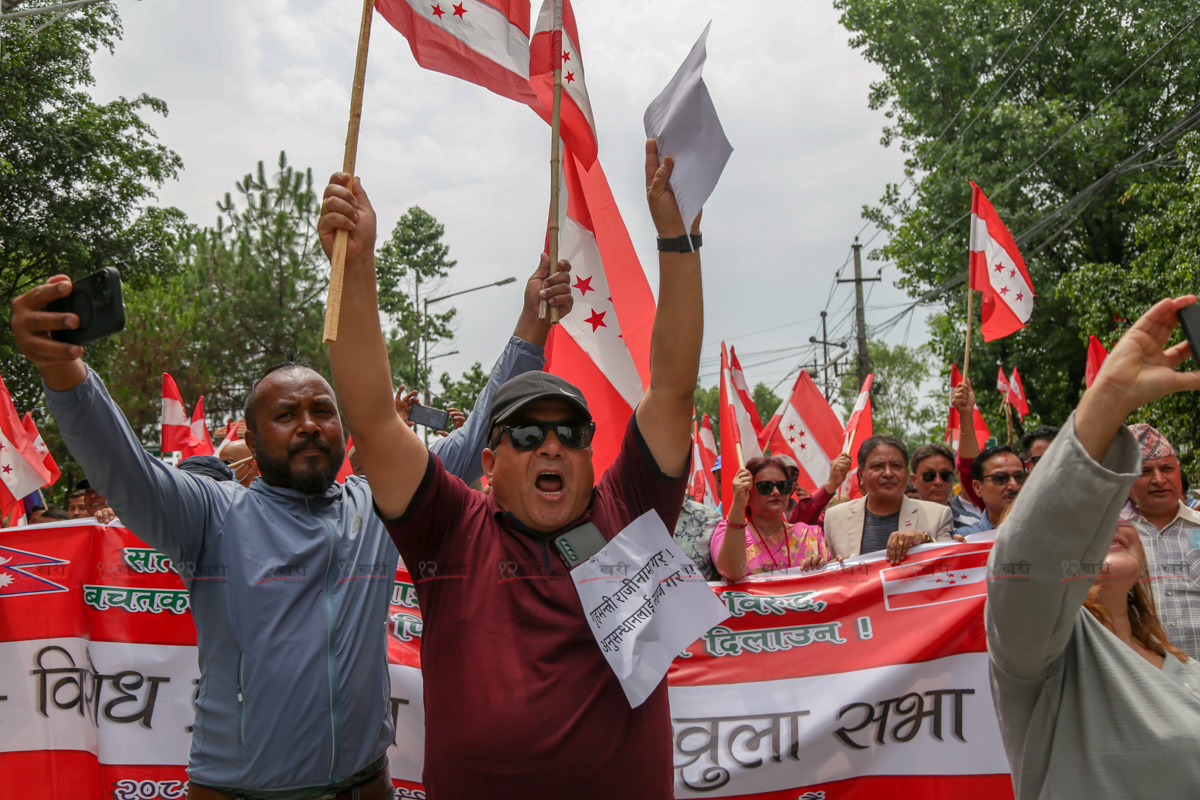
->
xmin=983 ymin=470 xmax=1027 ymax=487
xmin=755 ymin=480 xmax=794 ymax=496
xmin=501 ymin=420 xmax=596 ymax=451
xmin=921 ymin=469 xmax=956 ymax=483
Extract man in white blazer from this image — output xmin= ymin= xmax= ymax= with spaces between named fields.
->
xmin=824 ymin=434 xmax=954 ymax=563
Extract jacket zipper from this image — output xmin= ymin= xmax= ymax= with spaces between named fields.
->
xmin=236 ymin=651 xmax=245 ymax=745
xmin=309 ymin=496 xmax=341 ymax=782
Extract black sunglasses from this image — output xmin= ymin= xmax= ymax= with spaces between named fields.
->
xmin=755 ymin=479 xmax=794 ymax=496
xmin=501 ymin=419 xmax=596 ymax=451
xmin=983 ymin=470 xmax=1027 ymax=487
xmin=921 ymin=469 xmax=956 ymax=483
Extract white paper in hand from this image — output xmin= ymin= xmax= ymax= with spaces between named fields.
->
xmin=643 ymin=21 xmax=733 ymax=231
xmin=571 ymin=510 xmax=729 ymax=708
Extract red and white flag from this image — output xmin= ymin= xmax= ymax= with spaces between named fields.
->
xmin=544 ymin=142 xmax=657 ymax=475
xmin=528 ymin=0 xmax=598 ymax=168
xmin=0 ymin=375 xmax=51 ymax=517
xmin=840 ymin=374 xmax=874 ymax=499
xmin=1086 ymin=335 xmax=1108 ymax=388
xmin=995 ymin=366 xmax=1009 ymax=397
xmin=946 ymin=364 xmax=991 ymax=452
xmin=214 ymin=419 xmax=242 ymax=458
xmin=375 ymin=0 xmax=539 ymax=104
xmin=697 ymin=413 xmax=718 ymax=475
xmin=717 ymin=343 xmax=764 ymax=504
xmin=689 ymin=421 xmax=717 ymax=506
xmin=1006 ymin=367 xmax=1030 ymax=418
xmin=759 ymin=370 xmax=843 ymax=494
xmin=161 ymin=373 xmax=199 ymax=454
xmin=179 ymin=397 xmax=215 ymax=461
xmin=336 ymin=434 xmax=356 ymax=484
xmin=969 ymin=181 xmax=1034 ymax=341
xmin=21 ymin=413 xmax=60 ymax=488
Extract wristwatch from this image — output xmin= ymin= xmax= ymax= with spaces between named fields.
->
xmin=656 ymin=232 xmax=703 ymax=252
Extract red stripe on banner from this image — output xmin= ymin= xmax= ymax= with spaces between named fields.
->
xmin=710 ymin=773 xmax=1014 ymax=800
xmin=0 ymin=751 xmax=105 ymax=799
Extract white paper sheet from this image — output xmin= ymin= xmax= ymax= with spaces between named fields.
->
xmin=571 ymin=510 xmax=730 ymax=707
xmin=643 ymin=21 xmax=734 ymax=232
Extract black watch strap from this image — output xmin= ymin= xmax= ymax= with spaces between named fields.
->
xmin=656 ymin=232 xmax=702 ymax=252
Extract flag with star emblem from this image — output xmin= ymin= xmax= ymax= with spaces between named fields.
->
xmin=968 ymin=181 xmax=1034 ymax=341
xmin=21 ymin=413 xmax=60 ymax=488
xmin=528 ymin=0 xmax=598 ymax=167
xmin=0 ymin=374 xmax=52 ymax=517
xmin=543 ymin=142 xmax=652 ymax=474
xmin=375 ymin=0 xmax=539 ymax=104
xmin=946 ymin=364 xmax=991 ymax=452
xmin=1006 ymin=367 xmax=1030 ymax=418
xmin=758 ymin=370 xmax=842 ymax=494
xmin=1086 ymin=335 xmax=1108 ymax=388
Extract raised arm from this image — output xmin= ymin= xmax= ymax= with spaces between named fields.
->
xmin=986 ymin=296 xmax=1200 ymax=679
xmin=635 ymin=139 xmax=702 ymax=478
xmin=427 ymin=255 xmax=572 ymax=485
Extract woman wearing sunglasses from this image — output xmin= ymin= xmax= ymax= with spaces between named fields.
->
xmin=710 ymin=456 xmax=828 ymax=581
xmin=986 ymin=296 xmax=1200 ymax=798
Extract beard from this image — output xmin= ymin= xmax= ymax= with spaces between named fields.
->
xmin=255 ymin=435 xmax=346 ymax=495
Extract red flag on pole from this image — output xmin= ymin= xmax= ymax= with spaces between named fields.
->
xmin=995 ymin=367 xmax=1010 ymax=398
xmin=840 ymin=374 xmax=874 ymax=499
xmin=180 ymin=397 xmax=216 ymax=461
xmin=529 ymin=0 xmax=597 ymax=168
xmin=759 ymin=370 xmax=843 ymax=494
xmin=20 ymin=413 xmax=60 ymax=488
xmin=718 ymin=343 xmax=764 ymax=505
xmin=689 ymin=421 xmax=717 ymax=506
xmin=1085 ymin=335 xmax=1108 ymax=388
xmin=969 ymin=182 xmax=1034 ymax=341
xmin=374 ymin=0 xmax=539 ymax=104
xmin=1006 ymin=368 xmax=1031 ymax=418
xmin=336 ymin=434 xmax=356 ymax=484
xmin=0 ymin=374 xmax=51 ymax=517
xmin=161 ymin=373 xmax=199 ymax=454
xmin=946 ymin=365 xmax=991 ymax=452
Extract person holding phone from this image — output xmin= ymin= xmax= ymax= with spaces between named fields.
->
xmin=985 ymin=295 xmax=1200 ymax=799
xmin=318 ymin=138 xmax=701 ymax=799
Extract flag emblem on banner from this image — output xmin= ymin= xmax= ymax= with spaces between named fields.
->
xmin=879 ymin=549 xmax=990 ymax=610
xmin=0 ymin=545 xmax=70 ymax=598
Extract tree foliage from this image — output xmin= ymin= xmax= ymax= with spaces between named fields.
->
xmin=0 ymin=2 xmax=187 ymax=412
xmin=836 ymin=0 xmax=1200 ymax=432
xmin=438 ymin=361 xmax=489 ymax=415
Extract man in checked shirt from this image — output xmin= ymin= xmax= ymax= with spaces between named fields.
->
xmin=1125 ymin=423 xmax=1200 ymax=658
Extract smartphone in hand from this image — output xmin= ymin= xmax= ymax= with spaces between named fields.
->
xmin=47 ymin=268 xmax=126 ymax=345
xmin=408 ymin=404 xmax=452 ymax=431
xmin=1180 ymin=303 xmax=1200 ymax=366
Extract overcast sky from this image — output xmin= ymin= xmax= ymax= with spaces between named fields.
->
xmin=85 ymin=0 xmax=919 ymax=408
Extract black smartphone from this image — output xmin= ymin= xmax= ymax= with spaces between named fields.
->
xmin=408 ymin=404 xmax=451 ymax=431
xmin=1180 ymin=303 xmax=1200 ymax=366
xmin=46 ymin=267 xmax=125 ymax=345
xmin=552 ymin=522 xmax=609 ymax=569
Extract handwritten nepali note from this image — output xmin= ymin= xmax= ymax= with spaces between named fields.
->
xmin=572 ymin=510 xmax=729 ymax=708
xmin=643 ymin=20 xmax=733 ymax=232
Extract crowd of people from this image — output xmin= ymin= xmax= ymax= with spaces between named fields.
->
xmin=7 ymin=135 xmax=1200 ymax=798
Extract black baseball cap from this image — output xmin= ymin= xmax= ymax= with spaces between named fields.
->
xmin=487 ymin=372 xmax=591 ymax=432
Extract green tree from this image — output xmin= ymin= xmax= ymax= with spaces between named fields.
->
xmin=438 ymin=361 xmax=489 ymax=414
xmin=836 ymin=0 xmax=1200 ymax=430
xmin=693 ymin=381 xmax=720 ymax=443
xmin=0 ymin=2 xmax=187 ymax=412
xmin=840 ymin=341 xmax=938 ymax=453
xmin=751 ymin=384 xmax=782 ymax=427
xmin=376 ymin=206 xmax=458 ymax=392
xmin=1059 ymin=132 xmax=1200 ymax=476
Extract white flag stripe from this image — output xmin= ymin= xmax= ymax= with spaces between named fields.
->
xmin=970 ymin=214 xmax=1034 ymax=321
xmin=776 ymin=403 xmax=833 ymax=486
xmin=403 ymin=0 xmax=531 ymax=78
xmin=0 ymin=430 xmax=48 ymax=498
xmin=532 ymin=4 xmax=597 ymax=143
xmin=161 ymin=397 xmax=189 ymax=428
xmin=558 ymin=216 xmax=644 ymax=408
xmin=726 ymin=362 xmax=763 ymax=461
xmin=882 ymin=565 xmax=989 ymax=597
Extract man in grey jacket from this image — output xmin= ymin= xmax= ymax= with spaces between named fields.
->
xmin=9 ymin=260 xmax=570 ymax=798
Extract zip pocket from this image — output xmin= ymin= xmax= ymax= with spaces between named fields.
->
xmin=236 ymin=651 xmax=245 ymax=745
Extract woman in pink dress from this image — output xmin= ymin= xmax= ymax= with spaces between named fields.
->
xmin=710 ymin=456 xmax=829 ymax=581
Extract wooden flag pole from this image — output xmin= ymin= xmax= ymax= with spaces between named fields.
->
xmin=1004 ymin=401 xmax=1014 ymax=446
xmin=963 ymin=282 xmax=975 ymax=377
xmin=540 ymin=0 xmax=565 ymax=325
xmin=735 ymin=441 xmax=745 ymax=469
xmin=323 ymin=0 xmax=376 ymax=344
xmin=226 ymin=455 xmax=255 ymax=470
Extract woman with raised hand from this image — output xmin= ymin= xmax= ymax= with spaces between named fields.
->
xmin=986 ymin=295 xmax=1200 ymax=799
xmin=711 ymin=456 xmax=828 ymax=581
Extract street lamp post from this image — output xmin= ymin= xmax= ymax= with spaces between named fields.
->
xmin=421 ymin=276 xmax=517 ymax=405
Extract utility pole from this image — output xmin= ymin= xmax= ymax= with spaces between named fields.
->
xmin=837 ymin=238 xmax=880 ymax=390
xmin=809 ymin=310 xmax=846 ymax=401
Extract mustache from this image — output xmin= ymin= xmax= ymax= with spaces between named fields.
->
xmin=289 ymin=437 xmax=332 ymax=458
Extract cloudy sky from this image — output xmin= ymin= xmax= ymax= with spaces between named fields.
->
xmin=85 ymin=0 xmax=919 ymax=407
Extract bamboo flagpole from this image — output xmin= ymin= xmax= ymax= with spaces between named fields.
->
xmin=963 ymin=282 xmax=975 ymax=377
xmin=539 ymin=0 xmax=565 ymax=325
xmin=323 ymin=0 xmax=376 ymax=343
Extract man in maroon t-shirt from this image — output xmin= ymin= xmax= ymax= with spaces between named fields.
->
xmin=318 ymin=140 xmax=702 ymax=799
